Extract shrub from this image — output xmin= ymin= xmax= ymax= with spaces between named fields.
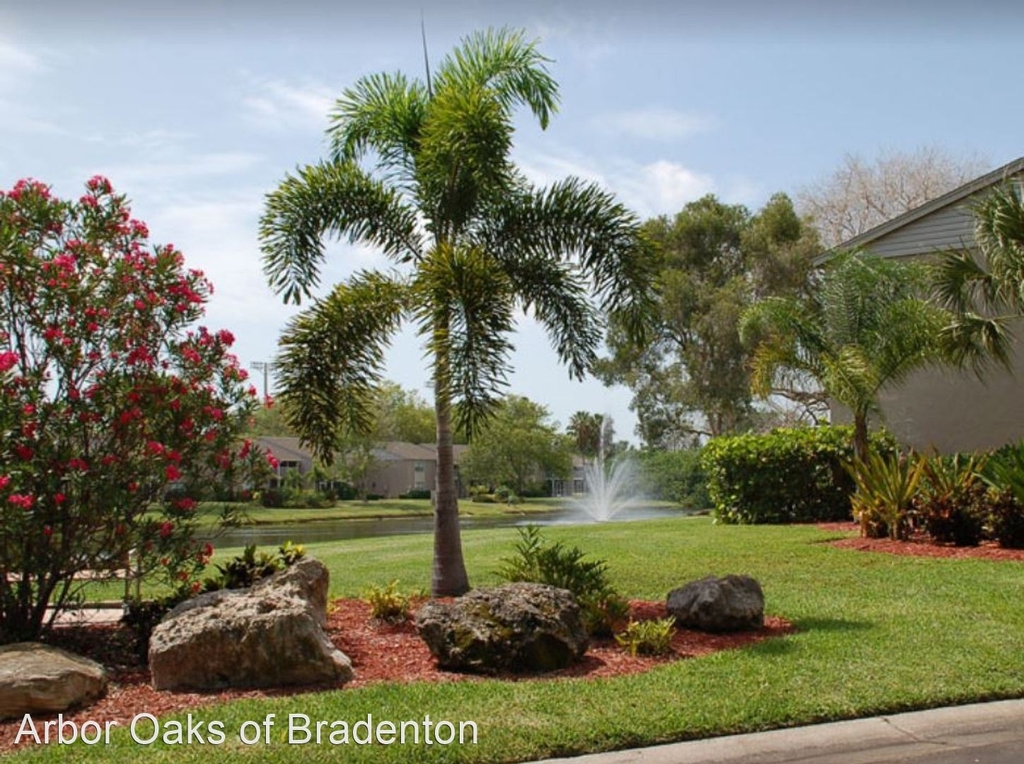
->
xmin=497 ymin=526 xmax=626 ymax=636
xmin=203 ymin=542 xmax=305 ymax=591
xmin=363 ymin=580 xmax=411 ymax=623
xmin=0 ymin=178 xmax=271 ymax=644
xmin=122 ymin=590 xmax=191 ymax=660
xmin=703 ymin=426 xmax=896 ymax=524
xmin=399 ymin=489 xmax=432 ymax=500
xmin=988 ymin=489 xmax=1024 ymax=549
xmin=615 ymin=618 xmax=676 ymax=657
xmin=638 ymin=449 xmax=709 ymax=509
xmin=917 ymin=454 xmax=988 ymax=546
xmin=847 ymin=451 xmax=926 ymax=540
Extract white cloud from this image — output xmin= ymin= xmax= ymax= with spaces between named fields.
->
xmin=241 ymin=75 xmax=335 ymax=133
xmin=518 ymin=149 xmax=715 ymax=218
xmin=0 ymin=38 xmax=43 ymax=84
xmin=594 ymin=108 xmax=713 ymax=142
xmin=94 ymin=151 xmax=265 ymax=190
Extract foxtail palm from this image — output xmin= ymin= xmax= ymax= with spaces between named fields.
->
xmin=934 ymin=182 xmax=1024 ymax=372
xmin=259 ymin=29 xmax=654 ymax=595
xmin=740 ymin=252 xmax=945 ymax=460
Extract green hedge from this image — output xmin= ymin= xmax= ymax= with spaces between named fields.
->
xmin=702 ymin=426 xmax=895 ymax=524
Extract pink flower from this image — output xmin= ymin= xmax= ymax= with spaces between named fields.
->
xmin=0 ymin=475 xmax=10 ymax=490
xmin=8 ymin=493 xmax=34 ymax=509
xmin=216 ymin=329 xmax=235 ymax=346
xmin=176 ymin=497 xmax=197 ymax=513
xmin=165 ymin=464 xmax=182 ymax=482
xmin=14 ymin=445 xmax=33 ymax=461
xmin=0 ymin=351 xmax=17 ymax=373
xmin=54 ymin=492 xmax=66 ymax=505
xmin=42 ymin=526 xmax=52 ymax=538
xmin=85 ymin=175 xmax=112 ymax=194
xmin=159 ymin=521 xmax=174 ymax=538
xmin=67 ymin=457 xmax=88 ymax=472
xmin=266 ymin=452 xmax=279 ymax=469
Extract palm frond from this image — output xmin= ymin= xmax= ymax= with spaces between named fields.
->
xmin=412 ymin=244 xmax=515 ymax=438
xmin=260 ymin=161 xmax=423 ymax=304
xmin=933 ymin=249 xmax=996 ymax=313
xmin=276 ymin=272 xmax=407 ymax=463
xmin=433 ymin=27 xmax=559 ymax=130
xmin=328 ymin=71 xmax=428 ymax=176
xmin=939 ymin=312 xmax=1015 ymax=374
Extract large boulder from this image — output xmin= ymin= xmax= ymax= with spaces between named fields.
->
xmin=666 ymin=575 xmax=765 ymax=632
xmin=416 ymin=583 xmax=588 ymax=674
xmin=149 ymin=557 xmax=352 ymax=691
xmin=0 ymin=643 xmax=107 ymax=720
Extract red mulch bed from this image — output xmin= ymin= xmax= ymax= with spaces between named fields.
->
xmin=1 ymin=599 xmax=792 ymax=753
xmin=819 ymin=522 xmax=1024 ymax=562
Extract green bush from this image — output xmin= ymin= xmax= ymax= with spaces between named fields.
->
xmin=363 ymin=580 xmax=411 ymax=623
xmin=988 ymin=489 xmax=1024 ymax=549
xmin=497 ymin=526 xmax=627 ymax=636
xmin=848 ymin=451 xmax=926 ymax=541
xmin=638 ymin=449 xmax=709 ymax=509
xmin=703 ymin=426 xmax=896 ymax=524
xmin=398 ymin=489 xmax=432 ymax=500
xmin=204 ymin=542 xmax=306 ymax=592
xmin=917 ymin=454 xmax=988 ymax=546
xmin=615 ymin=617 xmax=676 ymax=657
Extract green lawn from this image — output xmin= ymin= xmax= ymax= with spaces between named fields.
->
xmin=12 ymin=518 xmax=1024 ymax=763
xmin=191 ymin=498 xmax=572 ymax=527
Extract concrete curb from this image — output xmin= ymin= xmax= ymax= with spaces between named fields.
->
xmin=531 ymin=699 xmax=1024 ymax=764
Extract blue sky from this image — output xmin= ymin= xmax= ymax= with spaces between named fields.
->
xmin=1 ymin=1 xmax=1021 ymax=441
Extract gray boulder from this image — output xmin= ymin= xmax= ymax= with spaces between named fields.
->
xmin=149 ymin=557 xmax=352 ymax=691
xmin=0 ymin=643 xmax=107 ymax=720
xmin=416 ymin=582 xmax=588 ymax=674
xmin=667 ymin=575 xmax=765 ymax=632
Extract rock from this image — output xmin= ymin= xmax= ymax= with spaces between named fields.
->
xmin=0 ymin=643 xmax=107 ymax=720
xmin=148 ymin=557 xmax=352 ymax=691
xmin=666 ymin=575 xmax=765 ymax=632
xmin=415 ymin=582 xmax=588 ymax=674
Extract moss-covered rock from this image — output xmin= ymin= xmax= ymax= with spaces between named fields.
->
xmin=415 ymin=583 xmax=588 ymax=674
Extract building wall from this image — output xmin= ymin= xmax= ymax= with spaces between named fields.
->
xmin=835 ymin=173 xmax=1024 ymax=453
xmin=831 ymin=336 xmax=1024 ymax=453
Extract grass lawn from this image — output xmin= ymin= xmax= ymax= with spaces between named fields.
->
xmin=190 ymin=497 xmax=572 ymax=527
xmin=14 ymin=518 xmax=1024 ymax=763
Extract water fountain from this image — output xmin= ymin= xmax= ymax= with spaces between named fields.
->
xmin=572 ymin=415 xmax=642 ymax=522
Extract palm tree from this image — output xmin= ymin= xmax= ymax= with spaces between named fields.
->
xmin=740 ymin=252 xmax=946 ymax=461
xmin=259 ymin=29 xmax=655 ymax=596
xmin=934 ymin=182 xmax=1024 ymax=372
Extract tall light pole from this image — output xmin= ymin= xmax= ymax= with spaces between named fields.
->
xmin=250 ymin=361 xmax=278 ymax=404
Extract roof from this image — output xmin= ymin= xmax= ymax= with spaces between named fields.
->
xmin=824 ymin=155 xmax=1024 ymax=258
xmin=256 ymin=436 xmax=313 ymax=462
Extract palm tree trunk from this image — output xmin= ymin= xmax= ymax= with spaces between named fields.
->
xmin=853 ymin=409 xmax=870 ymax=463
xmin=431 ymin=327 xmax=470 ymax=597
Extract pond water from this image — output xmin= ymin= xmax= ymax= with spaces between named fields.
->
xmin=197 ymin=506 xmax=691 ymax=549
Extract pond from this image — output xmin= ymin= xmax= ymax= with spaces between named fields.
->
xmin=197 ymin=506 xmax=692 ymax=549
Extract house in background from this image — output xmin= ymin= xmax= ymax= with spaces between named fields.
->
xmin=257 ymin=436 xmax=314 ymax=486
xmin=256 ymin=437 xmax=469 ymax=498
xmin=829 ymin=155 xmax=1024 ymax=453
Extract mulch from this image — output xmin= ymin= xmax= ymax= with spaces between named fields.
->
xmin=0 ymin=599 xmax=793 ymax=753
xmin=818 ymin=521 xmax=1024 ymax=562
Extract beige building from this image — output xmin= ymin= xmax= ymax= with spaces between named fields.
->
xmin=257 ymin=437 xmax=470 ymax=498
xmin=829 ymin=156 xmax=1024 ymax=453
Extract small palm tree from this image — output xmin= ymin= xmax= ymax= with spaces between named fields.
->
xmin=934 ymin=182 xmax=1024 ymax=372
xmin=259 ymin=28 xmax=654 ymax=596
xmin=740 ymin=252 xmax=946 ymax=461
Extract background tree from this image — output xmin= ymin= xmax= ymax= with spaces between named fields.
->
xmin=259 ymin=29 xmax=654 ymax=595
xmin=0 ymin=178 xmax=267 ymax=643
xmin=460 ymin=396 xmax=573 ymax=496
xmin=600 ymin=192 xmax=819 ymax=447
xmin=935 ymin=182 xmax=1024 ymax=372
xmin=741 ymin=251 xmax=948 ymax=460
xmin=797 ymin=146 xmax=988 ymax=249
xmin=567 ymin=411 xmax=604 ymax=458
